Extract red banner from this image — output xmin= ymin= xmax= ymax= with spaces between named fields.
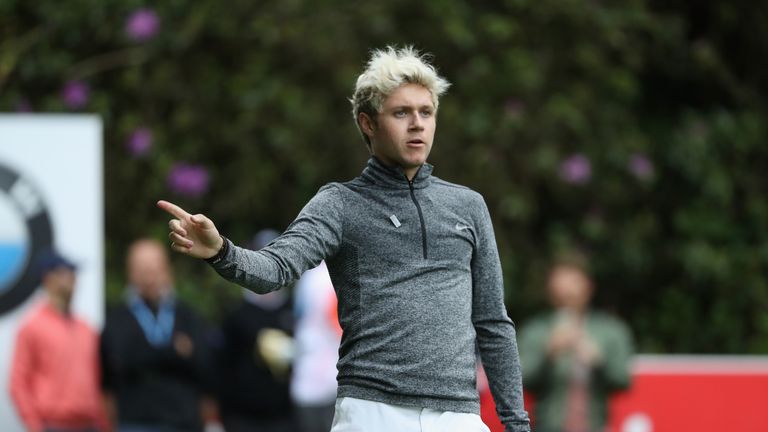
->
xmin=481 ymin=355 xmax=768 ymax=432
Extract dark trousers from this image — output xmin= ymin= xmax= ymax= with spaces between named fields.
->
xmin=222 ymin=414 xmax=297 ymax=432
xmin=295 ymin=403 xmax=335 ymax=432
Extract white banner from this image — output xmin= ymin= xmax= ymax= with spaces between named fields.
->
xmin=0 ymin=115 xmax=104 ymax=431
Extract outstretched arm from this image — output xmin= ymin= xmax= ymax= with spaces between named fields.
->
xmin=157 ymin=184 xmax=344 ymax=293
xmin=157 ymin=200 xmax=223 ymax=259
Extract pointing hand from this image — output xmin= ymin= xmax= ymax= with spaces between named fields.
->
xmin=157 ymin=200 xmax=223 ymax=259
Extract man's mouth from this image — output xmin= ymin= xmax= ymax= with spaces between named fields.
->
xmin=407 ymin=139 xmax=425 ymax=145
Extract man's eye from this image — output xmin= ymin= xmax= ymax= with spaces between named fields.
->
xmin=420 ymin=110 xmax=433 ymax=117
xmin=394 ymin=111 xmax=407 ymax=118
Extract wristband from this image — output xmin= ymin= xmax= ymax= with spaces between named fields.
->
xmin=204 ymin=236 xmax=229 ymax=265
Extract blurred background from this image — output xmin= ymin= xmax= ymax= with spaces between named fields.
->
xmin=5 ymin=0 xmax=765 ymax=352
xmin=2 ymin=0 xmax=768 ymax=430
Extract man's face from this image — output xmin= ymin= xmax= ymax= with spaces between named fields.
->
xmin=547 ymin=265 xmax=593 ymax=312
xmin=43 ymin=266 xmax=76 ymax=305
xmin=362 ymin=83 xmax=436 ymax=177
xmin=128 ymin=242 xmax=172 ymax=304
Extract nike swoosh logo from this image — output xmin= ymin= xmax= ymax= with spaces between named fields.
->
xmin=455 ymin=223 xmax=471 ymax=231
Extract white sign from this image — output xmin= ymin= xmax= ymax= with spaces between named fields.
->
xmin=0 ymin=115 xmax=104 ymax=431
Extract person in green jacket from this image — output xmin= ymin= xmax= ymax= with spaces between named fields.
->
xmin=519 ymin=258 xmax=634 ymax=432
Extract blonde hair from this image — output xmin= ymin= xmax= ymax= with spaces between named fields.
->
xmin=351 ymin=46 xmax=451 ymax=148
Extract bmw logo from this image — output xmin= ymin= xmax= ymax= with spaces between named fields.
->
xmin=0 ymin=163 xmax=53 ymax=315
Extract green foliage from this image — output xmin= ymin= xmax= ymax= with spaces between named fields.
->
xmin=2 ymin=0 xmax=767 ymax=353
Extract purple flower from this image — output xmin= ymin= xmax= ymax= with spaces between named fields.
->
xmin=167 ymin=163 xmax=209 ymax=198
xmin=125 ymin=8 xmax=160 ymax=41
xmin=61 ymin=80 xmax=89 ymax=109
xmin=628 ymin=153 xmax=654 ymax=180
xmin=126 ymin=128 xmax=153 ymax=156
xmin=559 ymin=153 xmax=592 ymax=185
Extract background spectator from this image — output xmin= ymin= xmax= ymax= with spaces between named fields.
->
xmin=519 ymin=256 xmax=634 ymax=432
xmin=100 ymin=239 xmax=218 ymax=432
xmin=216 ymin=229 xmax=297 ymax=432
xmin=9 ymin=249 xmax=109 ymax=432
xmin=291 ymin=260 xmax=340 ymax=432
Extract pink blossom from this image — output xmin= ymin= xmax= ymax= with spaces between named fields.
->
xmin=126 ymin=8 xmax=160 ymax=41
xmin=126 ymin=128 xmax=153 ymax=157
xmin=559 ymin=154 xmax=592 ymax=185
xmin=628 ymin=153 xmax=654 ymax=180
xmin=167 ymin=163 xmax=210 ymax=198
xmin=61 ymin=80 xmax=89 ymax=109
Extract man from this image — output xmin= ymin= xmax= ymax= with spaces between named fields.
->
xmin=217 ymin=229 xmax=297 ymax=432
xmin=100 ymin=239 xmax=218 ymax=432
xmin=158 ymin=46 xmax=530 ymax=432
xmin=519 ymin=259 xmax=634 ymax=432
xmin=9 ymin=249 xmax=109 ymax=432
xmin=291 ymin=260 xmax=340 ymax=432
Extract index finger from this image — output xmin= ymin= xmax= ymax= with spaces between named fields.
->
xmin=157 ymin=200 xmax=191 ymax=220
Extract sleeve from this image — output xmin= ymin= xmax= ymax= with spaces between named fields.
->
xmin=216 ymin=309 xmax=242 ymax=397
xmin=519 ymin=316 xmax=554 ymax=394
xmin=90 ymin=327 xmax=111 ymax=432
xmin=9 ymin=325 xmax=43 ymax=432
xmin=209 ymin=184 xmax=344 ymax=293
xmin=518 ymin=318 xmax=554 ymax=393
xmin=593 ymin=318 xmax=634 ymax=391
xmin=99 ymin=320 xmax=114 ymax=392
xmin=470 ymin=196 xmax=531 ymax=432
xmin=186 ymin=307 xmax=216 ymax=395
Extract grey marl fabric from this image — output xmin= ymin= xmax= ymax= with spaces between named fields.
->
xmin=208 ymin=157 xmax=530 ymax=431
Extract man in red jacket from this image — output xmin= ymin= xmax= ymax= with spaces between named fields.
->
xmin=9 ymin=249 xmax=109 ymax=432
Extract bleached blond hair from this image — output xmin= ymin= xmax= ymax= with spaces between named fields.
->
xmin=351 ymin=46 xmax=451 ymax=148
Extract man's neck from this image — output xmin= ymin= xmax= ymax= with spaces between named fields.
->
xmin=404 ymin=167 xmax=419 ymax=181
xmin=47 ymin=295 xmax=70 ymax=316
xmin=371 ymin=156 xmax=421 ymax=181
xmin=556 ymin=306 xmax=589 ymax=320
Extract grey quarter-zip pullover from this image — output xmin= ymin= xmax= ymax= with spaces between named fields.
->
xmin=208 ymin=157 xmax=531 ymax=432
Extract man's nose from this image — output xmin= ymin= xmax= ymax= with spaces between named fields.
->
xmin=409 ymin=113 xmax=424 ymax=129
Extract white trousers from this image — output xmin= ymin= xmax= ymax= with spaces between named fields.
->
xmin=330 ymin=396 xmax=491 ymax=432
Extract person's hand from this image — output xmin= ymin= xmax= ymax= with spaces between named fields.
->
xmin=256 ymin=328 xmax=294 ymax=378
xmin=173 ymin=332 xmax=195 ymax=358
xmin=547 ymin=324 xmax=580 ymax=357
xmin=157 ymin=200 xmax=223 ymax=259
xmin=574 ymin=335 xmax=602 ymax=367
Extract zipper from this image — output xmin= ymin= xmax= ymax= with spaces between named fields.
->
xmin=408 ymin=178 xmax=428 ymax=259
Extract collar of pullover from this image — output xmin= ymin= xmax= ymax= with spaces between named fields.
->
xmin=361 ymin=156 xmax=434 ymax=190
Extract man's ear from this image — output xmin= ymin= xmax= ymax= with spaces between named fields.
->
xmin=358 ymin=112 xmax=376 ymax=139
